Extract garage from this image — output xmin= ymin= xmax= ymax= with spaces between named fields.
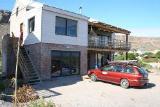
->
xmin=51 ymin=50 xmax=80 ymax=77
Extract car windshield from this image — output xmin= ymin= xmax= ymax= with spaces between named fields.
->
xmin=138 ymin=67 xmax=148 ymax=74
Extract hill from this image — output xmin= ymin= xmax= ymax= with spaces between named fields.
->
xmin=116 ymin=34 xmax=160 ymax=51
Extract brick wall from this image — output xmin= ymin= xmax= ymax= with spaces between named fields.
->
xmin=25 ymin=43 xmax=88 ymax=80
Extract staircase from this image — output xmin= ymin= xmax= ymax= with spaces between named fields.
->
xmin=19 ymin=47 xmax=41 ymax=85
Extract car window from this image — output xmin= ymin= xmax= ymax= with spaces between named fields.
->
xmin=113 ymin=65 xmax=123 ymax=72
xmin=102 ymin=65 xmax=114 ymax=71
xmin=123 ymin=66 xmax=134 ymax=73
xmin=138 ymin=67 xmax=148 ymax=74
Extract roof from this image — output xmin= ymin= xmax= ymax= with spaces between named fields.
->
xmin=89 ymin=19 xmax=131 ymax=35
xmin=43 ymin=5 xmax=89 ymax=21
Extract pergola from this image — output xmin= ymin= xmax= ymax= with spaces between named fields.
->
xmin=89 ymin=21 xmax=131 ymax=60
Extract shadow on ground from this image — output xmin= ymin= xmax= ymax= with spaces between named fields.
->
xmin=132 ymin=83 xmax=156 ymax=89
xmin=99 ymin=80 xmax=156 ymax=89
xmin=33 ymin=75 xmax=83 ymax=98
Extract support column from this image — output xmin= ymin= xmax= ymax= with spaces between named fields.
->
xmin=126 ymin=34 xmax=129 ymax=60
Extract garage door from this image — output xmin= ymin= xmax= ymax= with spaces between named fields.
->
xmin=51 ymin=50 xmax=80 ymax=77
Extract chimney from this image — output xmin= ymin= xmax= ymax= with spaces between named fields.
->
xmin=79 ymin=6 xmax=82 ymax=14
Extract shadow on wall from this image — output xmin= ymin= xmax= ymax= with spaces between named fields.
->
xmin=33 ymin=75 xmax=83 ymax=98
xmin=24 ymin=32 xmax=40 ymax=45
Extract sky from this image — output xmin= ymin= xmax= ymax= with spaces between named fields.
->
xmin=0 ymin=0 xmax=160 ymax=37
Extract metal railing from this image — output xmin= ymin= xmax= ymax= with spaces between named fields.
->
xmin=88 ymin=36 xmax=131 ymax=50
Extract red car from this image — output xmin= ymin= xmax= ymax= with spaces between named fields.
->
xmin=88 ymin=64 xmax=149 ymax=88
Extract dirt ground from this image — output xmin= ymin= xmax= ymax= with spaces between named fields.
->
xmin=34 ymin=72 xmax=160 ymax=107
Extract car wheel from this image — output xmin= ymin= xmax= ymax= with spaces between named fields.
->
xmin=120 ymin=79 xmax=129 ymax=89
xmin=90 ymin=74 xmax=97 ymax=82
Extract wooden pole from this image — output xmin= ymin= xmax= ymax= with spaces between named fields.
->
xmin=126 ymin=34 xmax=129 ymax=60
xmin=14 ymin=23 xmax=23 ymax=106
xmin=14 ymin=37 xmax=20 ymax=107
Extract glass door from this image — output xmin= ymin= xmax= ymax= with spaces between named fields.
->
xmin=51 ymin=51 xmax=80 ymax=77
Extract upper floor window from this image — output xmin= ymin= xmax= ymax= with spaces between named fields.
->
xmin=55 ymin=16 xmax=77 ymax=37
xmin=29 ymin=17 xmax=35 ymax=33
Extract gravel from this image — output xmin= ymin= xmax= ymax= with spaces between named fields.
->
xmin=34 ymin=72 xmax=160 ymax=107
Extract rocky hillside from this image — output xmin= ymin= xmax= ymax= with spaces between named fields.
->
xmin=0 ymin=10 xmax=11 ymax=23
xmin=0 ymin=10 xmax=11 ymax=49
xmin=116 ymin=34 xmax=160 ymax=51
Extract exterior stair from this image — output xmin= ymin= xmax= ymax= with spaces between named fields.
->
xmin=19 ymin=47 xmax=41 ymax=85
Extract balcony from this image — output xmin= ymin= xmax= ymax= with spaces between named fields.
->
xmin=88 ymin=36 xmax=131 ymax=51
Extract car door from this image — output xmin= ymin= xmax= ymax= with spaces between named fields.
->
xmin=121 ymin=66 xmax=135 ymax=81
xmin=100 ymin=65 xmax=114 ymax=81
xmin=106 ymin=65 xmax=123 ymax=84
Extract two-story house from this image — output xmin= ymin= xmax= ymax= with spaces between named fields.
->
xmin=8 ymin=0 xmax=130 ymax=83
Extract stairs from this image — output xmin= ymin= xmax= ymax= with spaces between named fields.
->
xmin=19 ymin=47 xmax=41 ymax=85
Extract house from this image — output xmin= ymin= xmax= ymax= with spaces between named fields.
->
xmin=7 ymin=0 xmax=131 ymax=83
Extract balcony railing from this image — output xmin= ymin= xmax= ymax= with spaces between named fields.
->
xmin=88 ymin=36 xmax=131 ymax=50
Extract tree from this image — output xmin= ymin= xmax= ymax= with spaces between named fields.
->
xmin=155 ymin=51 xmax=160 ymax=59
xmin=128 ymin=53 xmax=137 ymax=60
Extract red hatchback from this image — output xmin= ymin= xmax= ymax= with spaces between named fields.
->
xmin=88 ymin=64 xmax=149 ymax=88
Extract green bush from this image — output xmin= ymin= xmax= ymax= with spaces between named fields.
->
xmin=114 ymin=54 xmax=125 ymax=60
xmin=155 ymin=51 xmax=160 ymax=59
xmin=128 ymin=53 xmax=137 ymax=60
xmin=114 ymin=53 xmax=137 ymax=61
xmin=29 ymin=98 xmax=56 ymax=107
xmin=143 ymin=52 xmax=155 ymax=57
xmin=0 ymin=81 xmax=5 ymax=92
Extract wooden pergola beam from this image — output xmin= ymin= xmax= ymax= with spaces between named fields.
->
xmin=89 ymin=22 xmax=131 ymax=35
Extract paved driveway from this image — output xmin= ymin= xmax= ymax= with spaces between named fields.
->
xmin=34 ymin=72 xmax=160 ymax=107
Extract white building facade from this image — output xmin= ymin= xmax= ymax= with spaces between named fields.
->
xmin=10 ymin=0 xmax=89 ymax=80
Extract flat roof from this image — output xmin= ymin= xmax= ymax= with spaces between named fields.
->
xmin=43 ymin=5 xmax=89 ymax=21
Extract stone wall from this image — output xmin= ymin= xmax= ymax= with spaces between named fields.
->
xmin=0 ymin=24 xmax=10 ymax=49
xmin=25 ymin=43 xmax=88 ymax=80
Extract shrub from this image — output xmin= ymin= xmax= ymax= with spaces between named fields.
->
xmin=114 ymin=54 xmax=125 ymax=60
xmin=0 ymin=81 xmax=5 ymax=92
xmin=13 ymin=85 xmax=39 ymax=103
xmin=128 ymin=53 xmax=137 ymax=60
xmin=29 ymin=98 xmax=56 ymax=107
xmin=155 ymin=51 xmax=160 ymax=59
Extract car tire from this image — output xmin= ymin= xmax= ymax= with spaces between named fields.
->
xmin=120 ymin=79 xmax=129 ymax=89
xmin=90 ymin=74 xmax=97 ymax=82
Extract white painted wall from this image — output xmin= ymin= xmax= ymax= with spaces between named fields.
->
xmin=41 ymin=6 xmax=89 ymax=46
xmin=10 ymin=0 xmax=89 ymax=46
xmin=10 ymin=0 xmax=43 ymax=45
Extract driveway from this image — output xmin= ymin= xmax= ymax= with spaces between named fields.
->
xmin=34 ymin=72 xmax=160 ymax=107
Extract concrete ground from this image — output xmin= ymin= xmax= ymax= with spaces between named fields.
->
xmin=34 ymin=72 xmax=160 ymax=107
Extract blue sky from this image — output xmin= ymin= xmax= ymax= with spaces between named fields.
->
xmin=0 ymin=0 xmax=160 ymax=37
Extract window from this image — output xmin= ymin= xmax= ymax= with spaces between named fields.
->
xmin=29 ymin=17 xmax=35 ymax=33
xmin=67 ymin=19 xmax=77 ymax=36
xmin=102 ymin=65 xmax=113 ymax=71
xmin=51 ymin=51 xmax=80 ymax=77
xmin=113 ymin=65 xmax=123 ymax=72
xmin=55 ymin=16 xmax=77 ymax=37
xmin=55 ymin=17 xmax=66 ymax=35
xmin=123 ymin=66 xmax=134 ymax=73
